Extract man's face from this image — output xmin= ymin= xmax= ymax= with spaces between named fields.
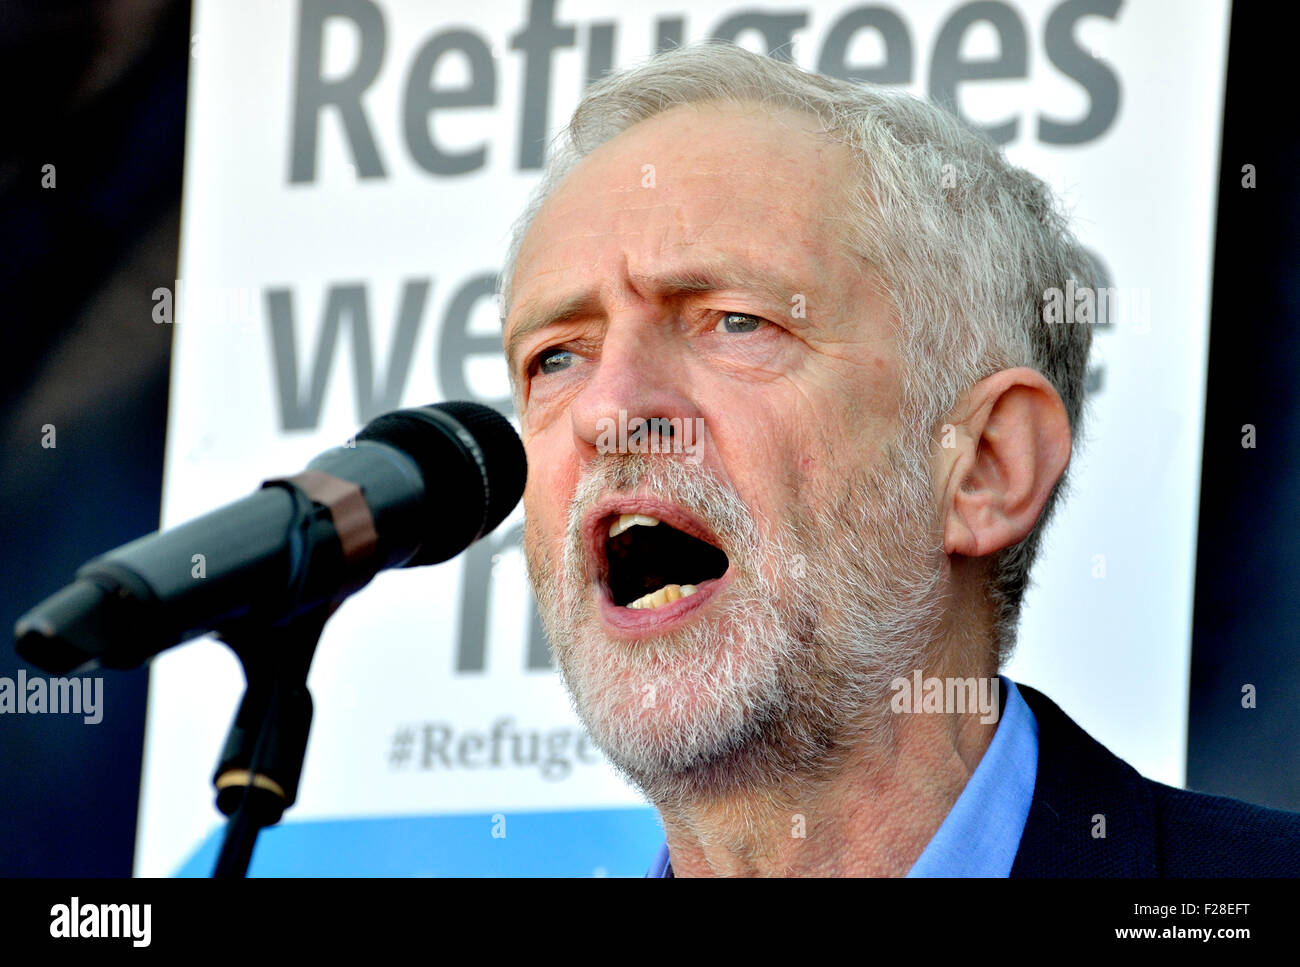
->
xmin=504 ymin=101 xmax=945 ymax=802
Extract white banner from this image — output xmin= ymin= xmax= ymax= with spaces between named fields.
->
xmin=137 ymin=0 xmax=1230 ymax=875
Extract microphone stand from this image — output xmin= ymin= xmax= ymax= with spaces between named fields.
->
xmin=210 ymin=605 xmax=328 ymax=878
xmin=208 ymin=471 xmax=377 ymax=878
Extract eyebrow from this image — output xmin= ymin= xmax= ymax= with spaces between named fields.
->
xmin=505 ymin=291 xmax=602 ymax=376
xmin=504 ymin=260 xmax=806 ymax=373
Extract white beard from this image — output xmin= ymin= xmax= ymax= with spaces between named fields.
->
xmin=524 ymin=441 xmax=946 ymax=808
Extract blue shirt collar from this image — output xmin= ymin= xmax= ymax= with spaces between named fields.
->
xmin=905 ymin=675 xmax=1038 ymax=876
xmin=646 ymin=675 xmax=1038 ymax=877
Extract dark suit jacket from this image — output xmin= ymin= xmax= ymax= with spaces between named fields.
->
xmin=1011 ymin=684 xmax=1300 ymax=876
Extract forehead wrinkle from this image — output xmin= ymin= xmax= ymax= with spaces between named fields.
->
xmin=624 ymin=259 xmax=810 ymax=315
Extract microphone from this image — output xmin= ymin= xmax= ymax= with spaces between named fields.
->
xmin=14 ymin=401 xmax=527 ymax=675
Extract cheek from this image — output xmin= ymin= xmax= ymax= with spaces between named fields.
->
xmin=773 ymin=428 xmax=846 ymax=523
xmin=523 ymin=433 xmax=579 ymax=544
xmin=787 ymin=453 xmax=818 ymax=492
xmin=743 ymin=409 xmax=824 ymax=491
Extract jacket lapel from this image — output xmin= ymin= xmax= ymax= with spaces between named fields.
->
xmin=1011 ymin=683 xmax=1161 ymax=876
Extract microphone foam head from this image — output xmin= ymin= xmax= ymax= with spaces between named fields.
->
xmin=356 ymin=402 xmax=527 ymax=566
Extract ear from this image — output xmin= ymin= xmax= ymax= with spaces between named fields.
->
xmin=938 ymin=367 xmax=1072 ymax=558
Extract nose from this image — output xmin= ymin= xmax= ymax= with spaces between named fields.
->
xmin=569 ymin=317 xmax=703 ymax=464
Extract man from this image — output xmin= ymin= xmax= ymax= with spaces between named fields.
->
xmin=499 ymin=42 xmax=1300 ymax=877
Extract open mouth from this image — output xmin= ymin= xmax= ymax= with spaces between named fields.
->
xmin=600 ymin=511 xmax=730 ymax=610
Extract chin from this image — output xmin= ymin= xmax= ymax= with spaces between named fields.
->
xmin=548 ymin=600 xmax=791 ymax=778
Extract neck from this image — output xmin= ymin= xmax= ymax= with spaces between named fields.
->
xmin=656 ymin=659 xmax=1002 ymax=877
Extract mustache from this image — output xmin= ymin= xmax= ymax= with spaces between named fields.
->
xmin=562 ymin=455 xmax=761 ymax=567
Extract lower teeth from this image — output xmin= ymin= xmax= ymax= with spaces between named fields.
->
xmin=628 ymin=584 xmax=698 ymax=610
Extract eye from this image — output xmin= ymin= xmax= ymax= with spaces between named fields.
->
xmin=535 ymin=347 xmax=578 ymax=376
xmin=714 ymin=312 xmax=765 ymax=334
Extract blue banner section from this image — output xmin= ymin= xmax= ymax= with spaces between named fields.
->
xmin=174 ymin=806 xmax=664 ymax=877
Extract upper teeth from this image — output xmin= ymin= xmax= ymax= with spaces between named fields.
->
xmin=608 ymin=513 xmax=660 ymax=538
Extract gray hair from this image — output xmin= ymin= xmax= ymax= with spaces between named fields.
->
xmin=500 ymin=41 xmax=1094 ymax=668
